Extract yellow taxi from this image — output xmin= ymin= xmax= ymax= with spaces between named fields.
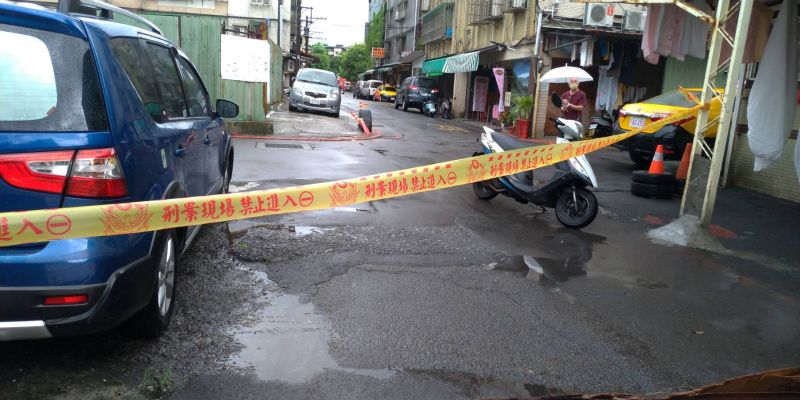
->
xmin=373 ymin=85 xmax=397 ymax=102
xmin=614 ymin=88 xmax=722 ymax=167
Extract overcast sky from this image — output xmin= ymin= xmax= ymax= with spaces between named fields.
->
xmin=302 ymin=0 xmax=369 ymax=47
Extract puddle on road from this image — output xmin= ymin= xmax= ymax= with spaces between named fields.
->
xmin=230 ymin=265 xmax=396 ymax=384
xmin=487 ymin=231 xmax=600 ymax=284
xmin=228 ymin=182 xmax=260 ymax=193
xmin=294 ymin=226 xmax=333 ymax=237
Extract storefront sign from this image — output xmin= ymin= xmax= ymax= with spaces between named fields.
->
xmin=371 ymin=47 xmax=385 ymax=58
xmin=473 ymin=76 xmax=489 ymax=112
xmin=493 ymin=68 xmax=505 ymax=112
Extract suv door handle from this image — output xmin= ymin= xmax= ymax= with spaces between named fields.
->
xmin=175 ymin=145 xmax=186 ymax=157
xmin=204 ymin=135 xmax=211 ymax=145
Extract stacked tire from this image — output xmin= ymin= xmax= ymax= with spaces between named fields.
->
xmin=631 ymin=170 xmax=674 ymax=199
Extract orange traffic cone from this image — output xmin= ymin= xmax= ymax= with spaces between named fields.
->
xmin=648 ymin=145 xmax=665 ymax=175
xmin=676 ymin=143 xmax=692 ymax=181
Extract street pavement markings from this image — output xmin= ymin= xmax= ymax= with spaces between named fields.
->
xmin=0 ymin=105 xmax=702 ymax=247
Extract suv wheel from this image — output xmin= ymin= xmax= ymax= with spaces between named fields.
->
xmin=221 ymin=155 xmax=233 ymax=194
xmin=133 ymin=230 xmax=178 ymax=338
xmin=402 ymin=98 xmax=408 ymax=112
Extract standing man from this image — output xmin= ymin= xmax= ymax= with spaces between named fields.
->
xmin=561 ymin=77 xmax=586 ymax=121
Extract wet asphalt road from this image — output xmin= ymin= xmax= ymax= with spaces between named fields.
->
xmin=1 ymin=95 xmax=798 ymax=400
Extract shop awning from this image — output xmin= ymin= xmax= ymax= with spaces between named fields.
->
xmin=374 ymin=61 xmax=410 ymax=73
xmin=422 ymin=57 xmax=447 ymax=77
xmin=443 ymin=51 xmax=479 ymax=73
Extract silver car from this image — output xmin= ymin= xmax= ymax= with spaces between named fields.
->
xmin=289 ymin=68 xmax=341 ymax=117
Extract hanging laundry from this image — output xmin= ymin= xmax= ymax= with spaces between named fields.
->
xmin=597 ymin=40 xmax=610 ymax=62
xmin=747 ymin=0 xmax=797 ymax=173
xmin=678 ymin=1 xmax=712 ymax=60
xmin=595 ymin=68 xmax=619 ymax=115
xmin=641 ymin=4 xmax=662 ymax=64
xmin=719 ymin=2 xmax=773 ymax=64
xmin=580 ymin=39 xmax=594 ymax=67
xmin=656 ymin=5 xmax=685 ymax=60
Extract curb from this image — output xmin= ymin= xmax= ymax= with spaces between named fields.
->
xmin=231 ymin=109 xmax=382 ymax=141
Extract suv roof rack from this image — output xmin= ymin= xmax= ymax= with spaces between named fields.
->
xmin=56 ymin=0 xmax=163 ymax=36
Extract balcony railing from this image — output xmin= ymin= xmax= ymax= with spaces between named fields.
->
xmin=420 ymin=2 xmax=454 ymax=45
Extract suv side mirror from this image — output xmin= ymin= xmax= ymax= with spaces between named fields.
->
xmin=216 ymin=99 xmax=239 ymax=118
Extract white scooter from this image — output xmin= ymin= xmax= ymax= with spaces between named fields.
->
xmin=472 ymin=96 xmax=599 ymax=228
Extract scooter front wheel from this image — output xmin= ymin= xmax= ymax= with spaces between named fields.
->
xmin=555 ymin=187 xmax=598 ymax=229
xmin=473 ymin=182 xmax=498 ymax=200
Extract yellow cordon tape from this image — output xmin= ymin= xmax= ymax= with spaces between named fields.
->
xmin=0 ymin=105 xmax=702 ymax=247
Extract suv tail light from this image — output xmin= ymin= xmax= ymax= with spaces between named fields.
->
xmin=431 ymin=88 xmax=439 ymax=93
xmin=0 ymin=151 xmax=73 ymax=194
xmin=409 ymin=85 xmax=418 ymax=90
xmin=65 ymin=148 xmax=127 ymax=198
xmin=0 ymin=148 xmax=127 ymax=198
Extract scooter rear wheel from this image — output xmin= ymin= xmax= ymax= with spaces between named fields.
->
xmin=555 ymin=187 xmax=598 ymax=229
xmin=473 ymin=182 xmax=497 ymax=200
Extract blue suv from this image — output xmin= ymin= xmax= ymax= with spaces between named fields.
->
xmin=0 ymin=0 xmax=238 ymax=340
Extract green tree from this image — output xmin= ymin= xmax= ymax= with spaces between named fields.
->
xmin=337 ymin=43 xmax=372 ymax=82
xmin=309 ymin=43 xmax=331 ymax=71
xmin=330 ymin=55 xmax=342 ymax=76
xmin=365 ymin=2 xmax=385 ymax=52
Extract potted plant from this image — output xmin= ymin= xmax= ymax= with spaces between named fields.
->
xmin=510 ymin=94 xmax=534 ymax=139
xmin=499 ymin=110 xmax=513 ymax=132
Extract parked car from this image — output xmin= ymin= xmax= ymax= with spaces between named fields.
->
xmin=373 ymin=85 xmax=396 ymax=102
xmin=353 ymin=80 xmax=364 ymax=98
xmin=360 ymin=80 xmax=383 ymax=100
xmin=0 ymin=0 xmax=238 ymax=340
xmin=395 ymin=77 xmax=439 ymax=112
xmin=289 ymin=68 xmax=341 ymax=118
xmin=613 ymin=88 xmax=722 ymax=167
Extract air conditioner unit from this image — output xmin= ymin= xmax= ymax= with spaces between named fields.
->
xmin=249 ymin=0 xmax=265 ymax=5
xmin=508 ymin=0 xmax=526 ymax=10
xmin=623 ymin=10 xmax=646 ymax=31
xmin=584 ymin=4 xmax=614 ymax=27
xmin=491 ymin=1 xmax=504 ymax=17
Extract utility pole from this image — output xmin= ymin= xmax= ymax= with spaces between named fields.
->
xmin=277 ymin=0 xmax=282 ymax=53
xmin=294 ymin=0 xmax=302 ymax=52
xmin=300 ymin=6 xmax=325 ymax=53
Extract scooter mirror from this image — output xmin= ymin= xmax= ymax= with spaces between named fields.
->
xmin=551 ymin=92 xmax=563 ymax=108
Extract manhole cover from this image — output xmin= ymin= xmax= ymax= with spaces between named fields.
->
xmin=257 ymin=143 xmax=312 ymax=150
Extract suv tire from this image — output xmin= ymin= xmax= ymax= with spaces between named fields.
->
xmin=133 ymin=229 xmax=178 ymax=338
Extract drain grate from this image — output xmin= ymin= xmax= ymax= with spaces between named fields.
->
xmin=257 ymin=143 xmax=312 ymax=150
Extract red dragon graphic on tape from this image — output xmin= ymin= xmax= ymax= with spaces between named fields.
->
xmin=99 ymin=204 xmax=152 ymax=235
xmin=329 ymin=182 xmax=360 ymax=207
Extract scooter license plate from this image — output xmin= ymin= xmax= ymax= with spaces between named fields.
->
xmin=629 ymin=117 xmax=646 ymax=128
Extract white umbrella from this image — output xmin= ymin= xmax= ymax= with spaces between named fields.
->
xmin=539 ymin=66 xmax=593 ymax=83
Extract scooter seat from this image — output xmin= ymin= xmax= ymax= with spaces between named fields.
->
xmin=492 ymin=132 xmax=537 ymax=151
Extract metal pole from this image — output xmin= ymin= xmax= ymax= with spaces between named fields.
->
xmin=277 ymin=0 xmax=282 ymax=52
xmin=680 ymin=0 xmax=753 ymax=224
xmin=721 ymin=67 xmax=746 ymax=187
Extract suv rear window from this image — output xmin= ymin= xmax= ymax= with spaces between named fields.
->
xmin=0 ymin=24 xmax=108 ymax=132
xmin=415 ymin=78 xmax=436 ymax=89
